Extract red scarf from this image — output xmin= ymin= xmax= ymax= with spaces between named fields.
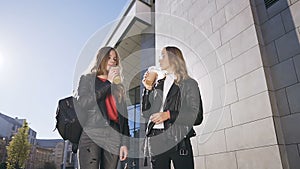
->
xmin=98 ymin=77 xmax=119 ymax=122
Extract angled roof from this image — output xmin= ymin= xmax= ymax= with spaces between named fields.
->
xmin=0 ymin=112 xmax=23 ymax=126
xmin=36 ymin=139 xmax=63 ymax=148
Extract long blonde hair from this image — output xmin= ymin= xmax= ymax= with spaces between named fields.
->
xmin=165 ymin=46 xmax=190 ymax=83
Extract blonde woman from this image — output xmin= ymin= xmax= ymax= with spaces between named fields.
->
xmin=142 ymin=46 xmax=203 ymax=169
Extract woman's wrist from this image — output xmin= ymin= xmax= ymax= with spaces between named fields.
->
xmin=166 ymin=110 xmax=171 ymax=119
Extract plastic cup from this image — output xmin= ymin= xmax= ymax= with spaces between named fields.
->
xmin=145 ymin=71 xmax=158 ymax=86
xmin=145 ymin=66 xmax=162 ymax=86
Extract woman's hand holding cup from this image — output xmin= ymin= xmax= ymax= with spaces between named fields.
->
xmin=142 ymin=70 xmax=158 ymax=90
xmin=142 ymin=71 xmax=152 ymax=90
xmin=108 ymin=66 xmax=120 ymax=83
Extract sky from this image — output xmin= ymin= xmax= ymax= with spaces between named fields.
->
xmin=0 ymin=0 xmax=130 ymax=139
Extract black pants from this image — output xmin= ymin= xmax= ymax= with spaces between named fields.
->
xmin=78 ymin=130 xmax=119 ymax=169
xmin=149 ymin=130 xmax=194 ymax=169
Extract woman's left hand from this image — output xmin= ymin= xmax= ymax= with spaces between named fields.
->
xmin=119 ymin=146 xmax=128 ymax=161
xmin=150 ymin=112 xmax=170 ymax=124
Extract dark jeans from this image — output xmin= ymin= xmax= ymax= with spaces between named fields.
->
xmin=149 ymin=129 xmax=194 ymax=169
xmin=78 ymin=130 xmax=119 ymax=169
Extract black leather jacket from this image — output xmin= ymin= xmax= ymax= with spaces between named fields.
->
xmin=142 ymin=77 xmax=203 ymax=141
xmin=76 ymin=73 xmax=130 ymax=146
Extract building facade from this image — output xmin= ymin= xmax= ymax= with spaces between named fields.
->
xmin=34 ymin=146 xmax=55 ymax=169
xmin=0 ymin=138 xmax=7 ymax=166
xmin=54 ymin=141 xmax=64 ymax=169
xmin=101 ymin=0 xmax=300 ymax=168
xmin=154 ymin=0 xmax=300 ymax=168
xmin=0 ymin=112 xmax=37 ymax=168
xmin=0 ymin=113 xmax=24 ymax=139
xmin=0 ymin=112 xmax=75 ymax=169
xmin=34 ymin=139 xmax=65 ymax=169
xmin=0 ymin=113 xmax=37 ymax=144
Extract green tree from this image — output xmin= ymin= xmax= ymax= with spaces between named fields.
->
xmin=6 ymin=121 xmax=31 ymax=169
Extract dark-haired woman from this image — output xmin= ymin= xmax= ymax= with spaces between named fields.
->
xmin=76 ymin=47 xmax=129 ymax=169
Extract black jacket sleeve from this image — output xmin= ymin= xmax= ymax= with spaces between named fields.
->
xmin=141 ymin=88 xmax=154 ymax=119
xmin=169 ymin=79 xmax=203 ymax=126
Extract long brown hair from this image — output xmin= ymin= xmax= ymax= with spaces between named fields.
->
xmin=165 ymin=46 xmax=190 ymax=83
xmin=91 ymin=47 xmax=125 ymax=102
xmin=91 ymin=47 xmax=120 ymax=76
